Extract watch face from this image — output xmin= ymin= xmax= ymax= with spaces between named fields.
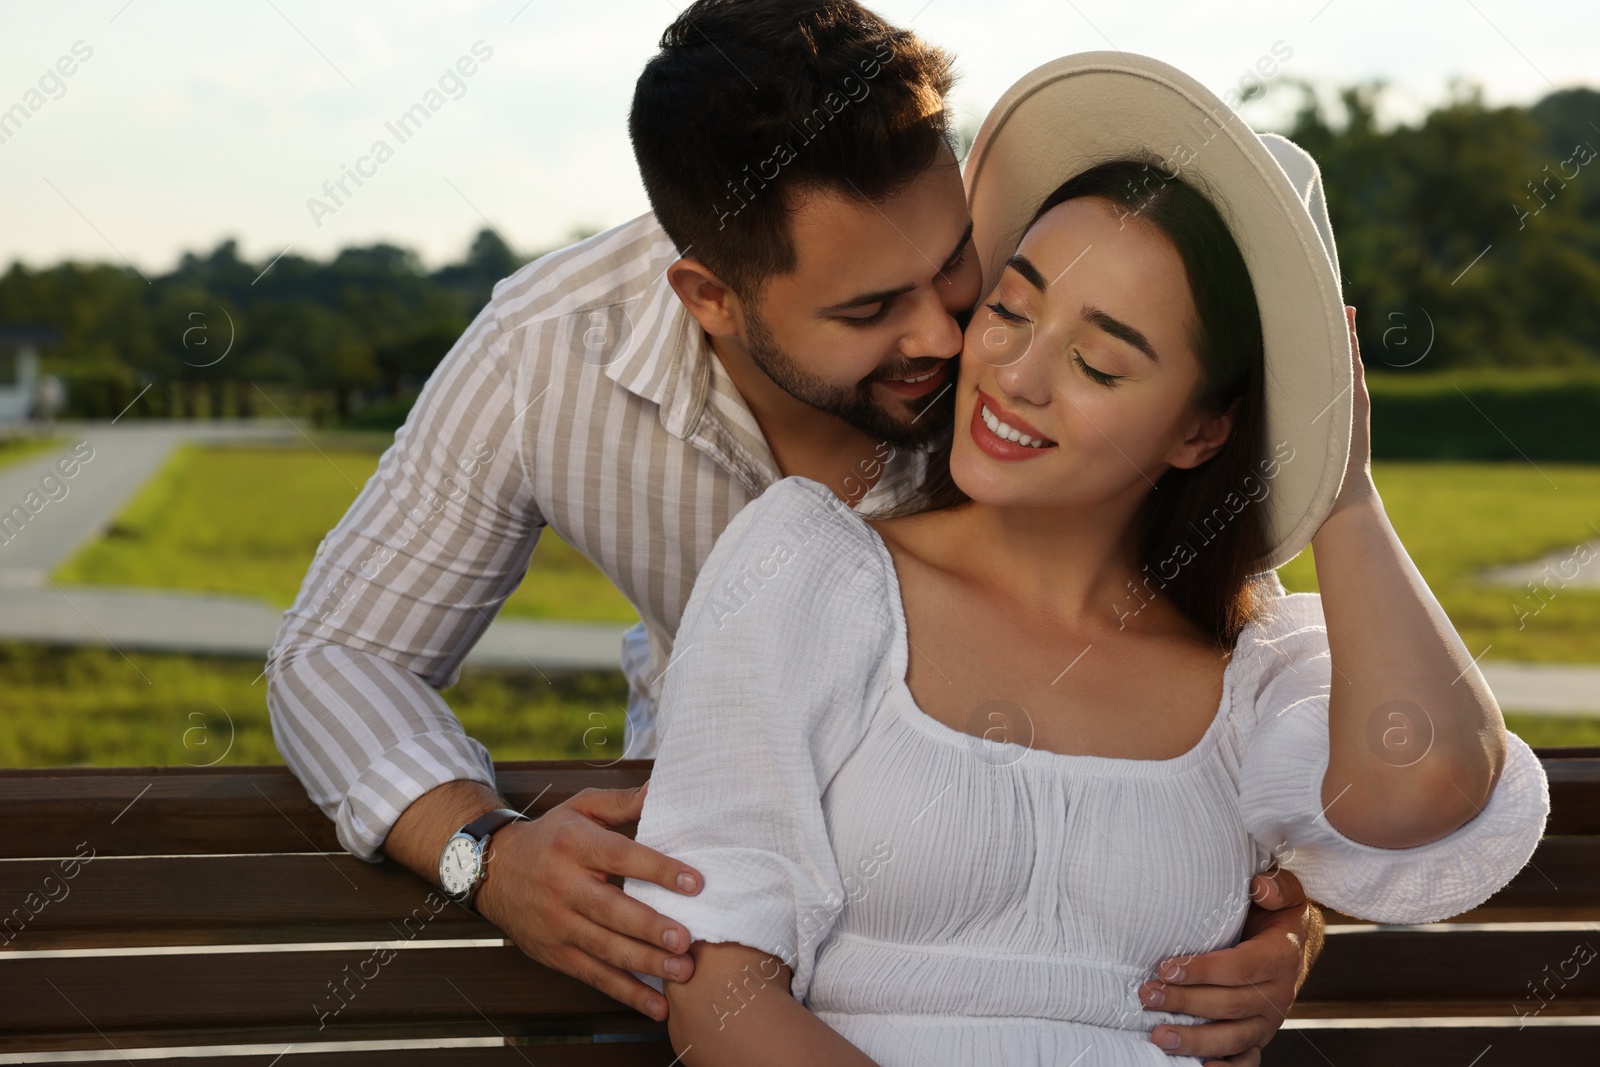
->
xmin=440 ymin=834 xmax=480 ymax=896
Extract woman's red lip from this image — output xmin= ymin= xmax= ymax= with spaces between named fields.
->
xmin=976 ymin=389 xmax=1054 ymax=444
xmin=969 ymin=395 xmax=1057 ymax=461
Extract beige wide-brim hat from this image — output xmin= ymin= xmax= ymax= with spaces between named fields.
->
xmin=964 ymin=51 xmax=1352 ymax=572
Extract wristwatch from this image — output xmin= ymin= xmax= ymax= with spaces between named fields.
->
xmin=438 ymin=807 xmax=529 ymax=912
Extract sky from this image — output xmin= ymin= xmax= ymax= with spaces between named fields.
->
xmin=0 ymin=0 xmax=1595 ymax=275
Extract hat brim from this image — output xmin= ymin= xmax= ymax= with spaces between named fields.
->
xmin=963 ymin=51 xmax=1352 ymax=572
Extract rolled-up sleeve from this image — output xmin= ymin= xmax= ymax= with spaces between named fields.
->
xmin=265 ymin=296 xmax=547 ymax=862
xmin=623 ymin=476 xmax=890 ymax=1001
xmin=1237 ymin=594 xmax=1551 ymax=924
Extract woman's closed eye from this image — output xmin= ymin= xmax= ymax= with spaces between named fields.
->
xmin=1073 ymin=351 xmax=1123 ymax=387
xmin=985 ymin=299 xmax=1123 ymax=385
xmin=985 ymin=299 xmax=1027 ymax=324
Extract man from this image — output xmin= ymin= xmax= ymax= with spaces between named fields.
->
xmin=266 ymin=2 xmax=1319 ymax=1061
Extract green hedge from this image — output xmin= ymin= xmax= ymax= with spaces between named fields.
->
xmin=37 ymin=363 xmax=1600 ymax=462
xmin=328 ymin=369 xmax=1600 ymax=456
xmin=1369 ymin=370 xmax=1600 ymax=462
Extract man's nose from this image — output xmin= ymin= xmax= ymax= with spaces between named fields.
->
xmin=900 ymin=286 xmax=965 ymax=360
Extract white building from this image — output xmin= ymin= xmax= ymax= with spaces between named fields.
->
xmin=0 ymin=328 xmax=60 ymax=423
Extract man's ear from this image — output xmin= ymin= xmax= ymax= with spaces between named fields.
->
xmin=667 ymin=258 xmax=745 ymax=340
xmin=1166 ymin=395 xmax=1240 ymax=470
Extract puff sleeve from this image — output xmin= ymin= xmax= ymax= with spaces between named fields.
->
xmin=1236 ymin=593 xmax=1551 ymax=924
xmin=622 ymin=476 xmax=894 ymax=1000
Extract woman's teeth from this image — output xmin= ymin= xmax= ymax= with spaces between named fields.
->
xmin=980 ymin=404 xmax=1053 ymax=448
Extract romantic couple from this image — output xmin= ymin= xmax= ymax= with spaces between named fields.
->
xmin=266 ymin=2 xmax=1551 ymax=1064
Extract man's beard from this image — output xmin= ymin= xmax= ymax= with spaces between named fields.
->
xmin=743 ymin=308 xmax=956 ymax=452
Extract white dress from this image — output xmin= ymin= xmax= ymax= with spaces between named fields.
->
xmin=624 ymin=475 xmax=1551 ymax=1066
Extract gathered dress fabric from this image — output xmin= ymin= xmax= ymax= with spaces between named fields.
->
xmin=624 ymin=476 xmax=1551 ymax=1066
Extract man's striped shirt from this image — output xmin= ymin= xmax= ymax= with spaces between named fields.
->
xmin=265 ymin=212 xmax=929 ymax=862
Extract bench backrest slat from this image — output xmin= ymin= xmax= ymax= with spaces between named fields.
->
xmin=2 ymin=853 xmax=496 ymax=949
xmin=4 ymin=945 xmax=657 ymax=1053
xmin=0 ymin=762 xmax=654 ymax=859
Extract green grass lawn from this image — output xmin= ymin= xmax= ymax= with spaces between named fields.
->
xmin=1503 ymin=712 xmax=1600 ymax=748
xmin=0 ymin=434 xmax=65 ymax=474
xmin=52 ymin=446 xmax=1600 ymax=662
xmin=52 ymin=443 xmax=640 ymax=624
xmin=1277 ymin=462 xmax=1600 ymax=662
xmin=0 ymin=643 xmax=629 ymax=769
xmin=0 ymin=643 xmax=1585 ymax=769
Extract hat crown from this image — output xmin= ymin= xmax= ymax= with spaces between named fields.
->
xmin=1256 ymin=132 xmax=1341 ymax=282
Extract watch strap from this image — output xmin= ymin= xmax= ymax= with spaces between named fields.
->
xmin=460 ymin=807 xmax=529 ymax=842
xmin=454 ymin=807 xmax=530 ymax=914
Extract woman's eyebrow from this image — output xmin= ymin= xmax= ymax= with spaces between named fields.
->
xmin=1004 ymin=253 xmax=1049 ymax=291
xmin=1082 ymin=306 xmax=1162 ymax=364
xmin=1006 ymin=254 xmax=1162 ymax=364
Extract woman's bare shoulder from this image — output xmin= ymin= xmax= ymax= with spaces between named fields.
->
xmin=864 ymin=507 xmax=966 ymax=570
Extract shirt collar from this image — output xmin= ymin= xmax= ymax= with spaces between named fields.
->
xmin=599 ymin=226 xmax=698 ymax=434
xmin=593 ymin=243 xmax=778 ymax=493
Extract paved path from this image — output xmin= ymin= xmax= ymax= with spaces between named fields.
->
xmin=0 ymin=585 xmax=628 ymax=673
xmin=1480 ymin=538 xmax=1600 ymax=589
xmin=0 ymin=420 xmax=301 ymax=588
xmin=1475 ymin=662 xmax=1600 ymax=717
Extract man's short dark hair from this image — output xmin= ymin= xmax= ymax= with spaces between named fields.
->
xmin=629 ymin=0 xmax=957 ymax=300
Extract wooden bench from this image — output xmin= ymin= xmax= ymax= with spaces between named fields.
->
xmin=2 ymin=750 xmax=1595 ymax=1065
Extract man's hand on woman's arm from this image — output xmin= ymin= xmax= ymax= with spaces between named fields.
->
xmin=664 ymin=942 xmax=879 ymax=1066
xmin=381 ymin=778 xmax=705 ymax=1022
xmin=1140 ymin=869 xmax=1324 ymax=1066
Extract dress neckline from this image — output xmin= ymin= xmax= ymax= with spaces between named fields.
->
xmin=842 ymin=487 xmax=1241 ymax=779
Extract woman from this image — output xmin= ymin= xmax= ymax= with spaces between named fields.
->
xmin=623 ymin=53 xmax=1549 ymax=1066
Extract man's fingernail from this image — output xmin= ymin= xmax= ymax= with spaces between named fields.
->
xmin=664 ymin=956 xmax=685 ymax=978
xmin=1160 ymin=962 xmax=1184 ymax=982
xmin=1160 ymin=1030 xmax=1181 ymax=1050
xmin=663 ymin=928 xmax=684 ymax=952
xmin=647 ymin=996 xmax=666 ymax=1019
xmin=1141 ymin=985 xmax=1166 ymax=1008
xmin=676 ymin=872 xmax=697 ymax=893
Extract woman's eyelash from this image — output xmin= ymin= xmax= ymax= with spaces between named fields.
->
xmin=985 ymin=300 xmax=1027 ymax=324
xmin=1074 ymin=353 xmax=1122 ymax=386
